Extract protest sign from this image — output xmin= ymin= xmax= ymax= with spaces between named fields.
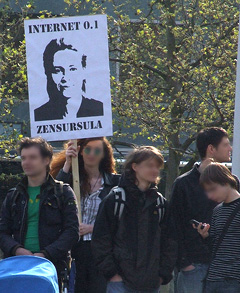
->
xmin=24 ymin=14 xmax=112 ymax=142
xmin=24 ymin=14 xmax=113 ymax=218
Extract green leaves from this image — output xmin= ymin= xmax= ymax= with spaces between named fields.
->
xmin=1 ymin=0 xmax=239 ymax=194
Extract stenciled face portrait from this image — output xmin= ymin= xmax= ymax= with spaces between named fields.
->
xmin=51 ymin=49 xmax=83 ymax=98
xmin=34 ymin=38 xmax=104 ymax=122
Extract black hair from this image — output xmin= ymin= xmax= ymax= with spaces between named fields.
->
xmin=196 ymin=127 xmax=229 ymax=159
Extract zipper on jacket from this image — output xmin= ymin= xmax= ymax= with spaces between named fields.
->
xmin=19 ymin=196 xmax=28 ymax=244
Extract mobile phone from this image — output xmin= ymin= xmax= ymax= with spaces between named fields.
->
xmin=190 ymin=219 xmax=205 ymax=230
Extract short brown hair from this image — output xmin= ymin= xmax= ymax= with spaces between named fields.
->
xmin=200 ymin=162 xmax=238 ymax=190
xmin=18 ymin=137 xmax=53 ymax=172
xmin=124 ymin=146 xmax=164 ymax=185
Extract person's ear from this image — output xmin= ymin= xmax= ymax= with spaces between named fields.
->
xmin=132 ymin=163 xmax=138 ymax=172
xmin=207 ymin=144 xmax=215 ymax=156
xmin=44 ymin=157 xmax=51 ymax=168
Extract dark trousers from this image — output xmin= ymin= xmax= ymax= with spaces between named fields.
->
xmin=72 ymin=240 xmax=106 ymax=293
xmin=205 ymin=279 xmax=240 ymax=293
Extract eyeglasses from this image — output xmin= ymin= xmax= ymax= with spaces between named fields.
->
xmin=83 ymin=146 xmax=103 ymax=156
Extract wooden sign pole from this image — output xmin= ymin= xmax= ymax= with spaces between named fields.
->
xmin=71 ymin=139 xmax=82 ymax=222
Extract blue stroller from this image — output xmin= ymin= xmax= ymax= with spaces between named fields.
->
xmin=0 ymin=256 xmax=59 ymax=293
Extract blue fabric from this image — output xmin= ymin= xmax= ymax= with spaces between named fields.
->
xmin=205 ymin=279 xmax=240 ymax=293
xmin=107 ymin=281 xmax=160 ymax=293
xmin=0 ymin=256 xmax=59 ymax=293
xmin=177 ymin=263 xmax=208 ymax=293
xmin=68 ymin=259 xmax=76 ymax=293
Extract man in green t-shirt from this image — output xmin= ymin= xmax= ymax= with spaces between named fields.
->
xmin=0 ymin=137 xmax=79 ymax=285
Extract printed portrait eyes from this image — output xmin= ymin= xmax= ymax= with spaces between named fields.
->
xmin=53 ymin=67 xmax=63 ymax=74
xmin=70 ymin=67 xmax=77 ymax=72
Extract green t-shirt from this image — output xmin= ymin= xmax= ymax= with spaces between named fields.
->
xmin=24 ymin=185 xmax=41 ymax=253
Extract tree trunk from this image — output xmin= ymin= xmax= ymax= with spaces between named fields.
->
xmin=164 ymin=144 xmax=180 ymax=200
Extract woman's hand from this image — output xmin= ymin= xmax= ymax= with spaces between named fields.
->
xmin=63 ymin=141 xmax=80 ymax=173
xmin=193 ymin=222 xmax=210 ymax=239
xmin=80 ymin=223 xmax=93 ymax=236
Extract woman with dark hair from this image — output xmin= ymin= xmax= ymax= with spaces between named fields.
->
xmin=92 ymin=146 xmax=176 ymax=293
xmin=51 ymin=137 xmax=120 ymax=293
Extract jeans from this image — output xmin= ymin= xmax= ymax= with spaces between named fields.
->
xmin=177 ymin=263 xmax=208 ymax=293
xmin=205 ymin=279 xmax=240 ymax=293
xmin=107 ymin=281 xmax=160 ymax=293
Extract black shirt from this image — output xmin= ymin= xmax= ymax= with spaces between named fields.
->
xmin=169 ymin=164 xmax=217 ymax=269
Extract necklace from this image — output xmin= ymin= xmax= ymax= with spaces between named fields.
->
xmin=89 ymin=173 xmax=101 ymax=195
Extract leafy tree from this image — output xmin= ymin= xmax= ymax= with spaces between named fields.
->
xmin=93 ymin=0 xmax=239 ymax=197
xmin=0 ymin=0 xmax=29 ymax=152
xmin=0 ymin=0 xmax=239 ymax=198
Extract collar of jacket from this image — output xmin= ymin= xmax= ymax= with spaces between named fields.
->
xmin=118 ymin=174 xmax=159 ymax=201
xmin=102 ymin=172 xmax=115 ymax=186
xmin=192 ymin=163 xmax=201 ymax=178
xmin=16 ymin=173 xmax=56 ymax=194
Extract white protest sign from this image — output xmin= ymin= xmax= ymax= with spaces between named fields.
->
xmin=24 ymin=15 xmax=112 ymax=142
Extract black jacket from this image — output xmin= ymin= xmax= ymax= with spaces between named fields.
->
xmin=91 ymin=176 xmax=177 ymax=291
xmin=169 ymin=164 xmax=218 ymax=269
xmin=56 ymin=169 xmax=120 ymax=200
xmin=34 ymin=96 xmax=103 ymax=121
xmin=0 ymin=174 xmax=79 ymax=271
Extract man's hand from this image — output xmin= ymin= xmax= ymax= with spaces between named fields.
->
xmin=15 ymin=247 xmax=33 ymax=256
xmin=33 ymin=253 xmax=45 ymax=258
xmin=109 ymin=274 xmax=123 ymax=282
xmin=193 ymin=222 xmax=210 ymax=239
xmin=182 ymin=264 xmax=196 ymax=272
xmin=80 ymin=223 xmax=93 ymax=236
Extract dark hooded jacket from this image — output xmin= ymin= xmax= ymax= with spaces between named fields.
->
xmin=91 ymin=175 xmax=177 ymax=291
xmin=0 ymin=174 xmax=79 ymax=272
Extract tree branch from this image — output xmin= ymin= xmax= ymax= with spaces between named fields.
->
xmin=190 ymin=19 xmax=239 ymax=68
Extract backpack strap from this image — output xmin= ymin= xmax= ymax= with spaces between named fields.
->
xmin=54 ymin=180 xmax=64 ymax=210
xmin=112 ymin=187 xmax=126 ymax=220
xmin=156 ymin=193 xmax=166 ymax=224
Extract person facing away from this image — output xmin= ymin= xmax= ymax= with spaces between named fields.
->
xmin=169 ymin=127 xmax=239 ymax=293
xmin=0 ymin=137 xmax=79 ymax=290
xmin=196 ymin=163 xmax=240 ymax=293
xmin=92 ymin=146 xmax=177 ymax=293
xmin=50 ymin=137 xmax=120 ymax=293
